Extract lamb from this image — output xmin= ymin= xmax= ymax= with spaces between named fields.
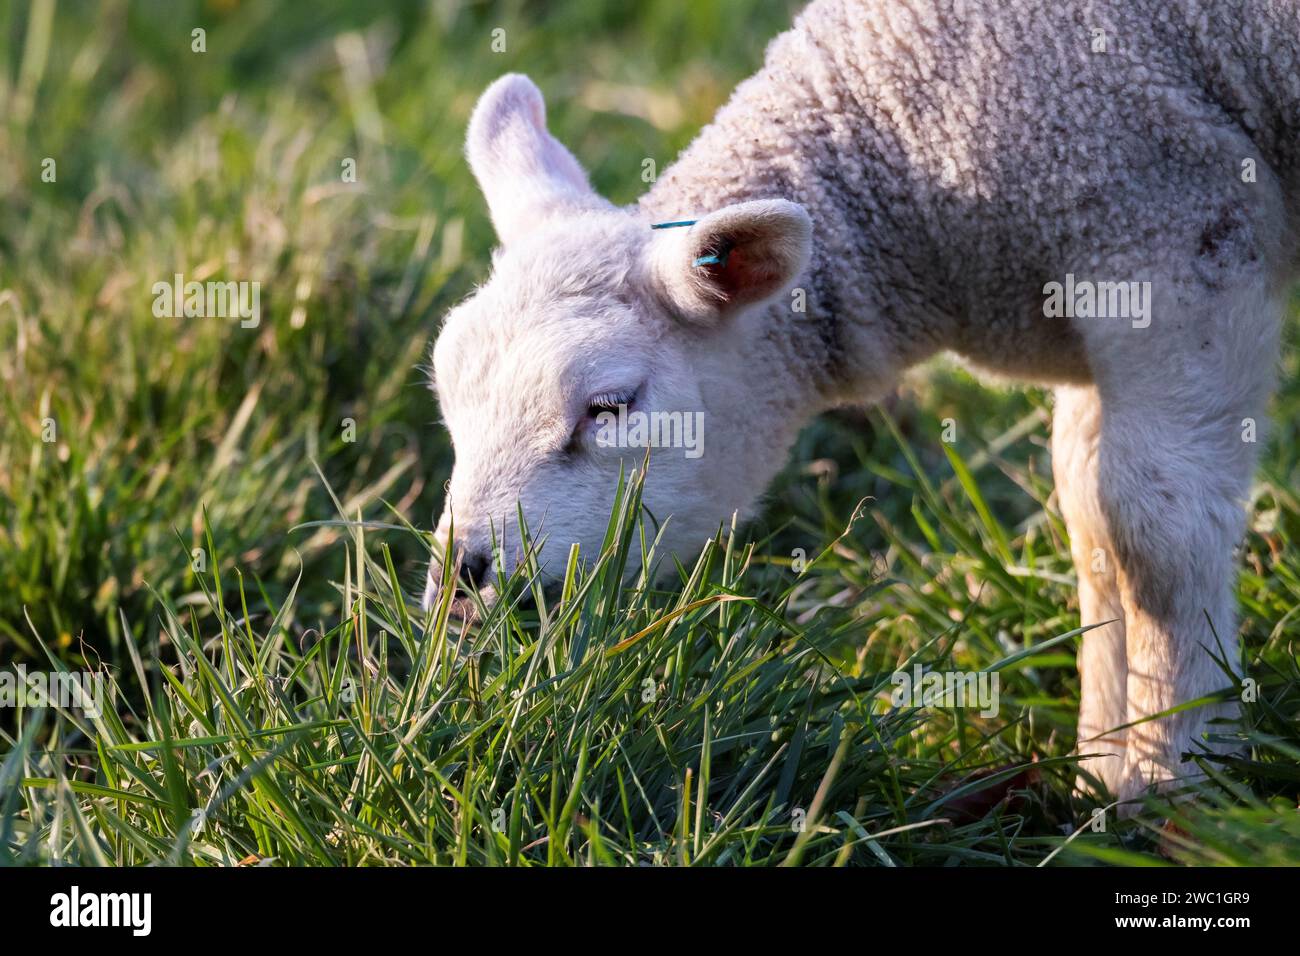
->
xmin=424 ymin=0 xmax=1300 ymax=808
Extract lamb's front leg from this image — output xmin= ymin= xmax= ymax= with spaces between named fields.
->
xmin=1086 ymin=276 xmax=1279 ymax=809
xmin=1052 ymin=385 xmax=1128 ymax=795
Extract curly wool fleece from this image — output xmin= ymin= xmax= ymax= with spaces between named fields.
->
xmin=642 ymin=0 xmax=1298 ymax=392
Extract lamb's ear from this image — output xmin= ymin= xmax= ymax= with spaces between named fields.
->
xmin=649 ymin=200 xmax=812 ymax=325
xmin=466 ymin=74 xmax=606 ymax=244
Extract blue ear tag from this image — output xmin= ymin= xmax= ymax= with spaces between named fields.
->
xmin=649 ymin=219 xmax=726 ymax=269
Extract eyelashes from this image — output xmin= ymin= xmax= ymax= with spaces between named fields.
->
xmin=586 ymin=389 xmax=638 ymax=417
xmin=561 ymin=387 xmax=640 ymax=459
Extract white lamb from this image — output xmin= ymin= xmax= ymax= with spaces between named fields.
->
xmin=425 ymin=0 xmax=1299 ymax=806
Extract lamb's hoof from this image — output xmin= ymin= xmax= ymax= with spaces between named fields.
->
xmin=1110 ymin=758 xmax=1206 ymax=819
xmin=1072 ymin=749 xmax=1125 ymax=804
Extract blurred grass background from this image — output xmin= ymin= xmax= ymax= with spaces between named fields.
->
xmin=1 ymin=0 xmax=1298 ymax=865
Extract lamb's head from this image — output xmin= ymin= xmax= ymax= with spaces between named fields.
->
xmin=423 ymin=74 xmax=812 ymax=611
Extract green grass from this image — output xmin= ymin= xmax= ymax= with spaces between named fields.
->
xmin=2 ymin=0 xmax=1299 ymax=866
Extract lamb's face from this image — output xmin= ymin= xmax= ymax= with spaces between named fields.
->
xmin=422 ymin=74 xmax=811 ymax=611
xmin=427 ymin=219 xmax=697 ymax=602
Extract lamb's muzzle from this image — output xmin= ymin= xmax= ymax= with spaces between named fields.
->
xmin=421 ymin=540 xmax=494 ymax=614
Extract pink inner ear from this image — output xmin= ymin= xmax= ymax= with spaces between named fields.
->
xmin=699 ymin=245 xmax=783 ymax=304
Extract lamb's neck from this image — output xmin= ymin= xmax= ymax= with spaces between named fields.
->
xmin=638 ymin=72 xmax=935 ymax=420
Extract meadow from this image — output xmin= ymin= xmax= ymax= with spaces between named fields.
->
xmin=1 ymin=0 xmax=1298 ymax=866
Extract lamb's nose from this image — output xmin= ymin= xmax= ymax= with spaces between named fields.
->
xmin=456 ymin=549 xmax=492 ymax=591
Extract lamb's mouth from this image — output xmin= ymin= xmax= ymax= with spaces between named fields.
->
xmin=420 ymin=572 xmax=498 ymax=623
xmin=419 ymin=569 xmax=571 ymax=626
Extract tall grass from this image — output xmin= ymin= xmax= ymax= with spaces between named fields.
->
xmin=7 ymin=435 xmax=1300 ymax=866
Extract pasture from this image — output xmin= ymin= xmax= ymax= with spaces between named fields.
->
xmin=2 ymin=0 xmax=1298 ymax=866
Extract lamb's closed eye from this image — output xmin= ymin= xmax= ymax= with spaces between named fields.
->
xmin=564 ymin=388 xmax=638 ymax=456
